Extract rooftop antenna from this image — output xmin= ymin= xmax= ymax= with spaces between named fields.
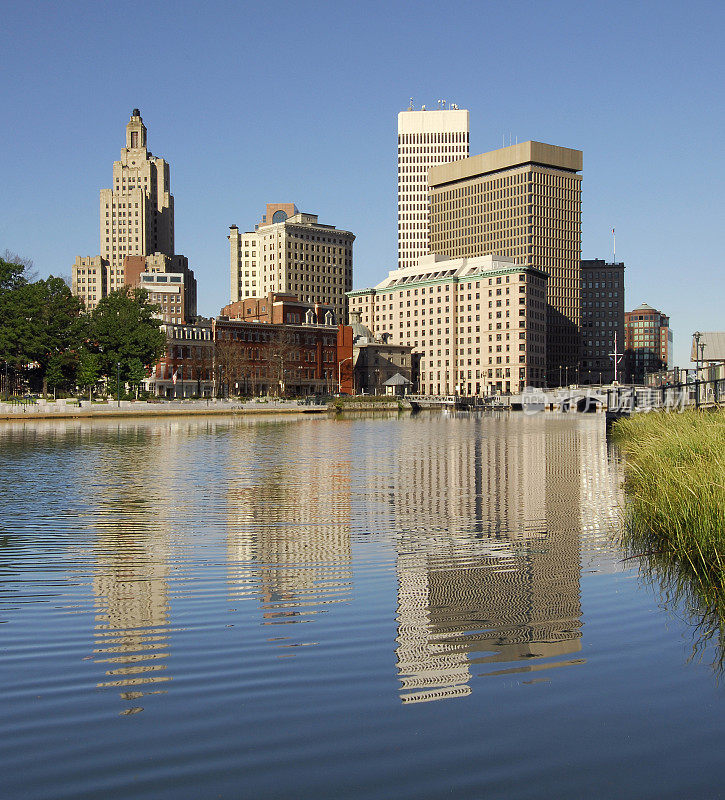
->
xmin=408 ymin=97 xmax=413 ymax=111
xmin=612 ymin=227 xmax=616 ymax=263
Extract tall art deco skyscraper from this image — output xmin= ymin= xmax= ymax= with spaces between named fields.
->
xmin=397 ymin=103 xmax=469 ymax=269
xmin=99 ymin=109 xmax=175 ymax=293
xmin=72 ymin=110 xmax=196 ymax=322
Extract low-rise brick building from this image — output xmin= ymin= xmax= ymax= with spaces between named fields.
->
xmin=214 ymin=293 xmax=352 ymax=397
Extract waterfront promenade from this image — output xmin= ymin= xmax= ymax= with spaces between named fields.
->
xmin=0 ymin=396 xmax=412 ymax=421
xmin=0 ymin=397 xmax=331 ymax=421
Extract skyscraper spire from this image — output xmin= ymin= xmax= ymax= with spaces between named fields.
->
xmin=125 ymin=108 xmax=147 ymax=150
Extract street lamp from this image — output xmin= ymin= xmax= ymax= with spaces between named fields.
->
xmin=559 ymin=364 xmax=563 ymax=387
xmin=116 ymin=361 xmax=121 ymax=407
xmin=338 ymin=356 xmax=352 ymax=394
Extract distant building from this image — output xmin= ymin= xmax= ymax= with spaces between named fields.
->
xmin=72 ymin=255 xmax=108 ymax=311
xmin=72 ymin=109 xmax=196 ymax=312
xmin=624 ymin=303 xmax=673 ymax=383
xmin=428 ymin=140 xmax=583 ymax=379
xmin=348 ymin=312 xmax=414 ymax=395
xmin=228 ymin=203 xmax=354 ymax=324
xmin=580 ymin=259 xmax=625 ymax=384
xmin=146 ymin=319 xmax=214 ymax=398
xmin=397 ymin=105 xmax=469 ymax=269
xmin=691 ymin=331 xmax=725 ymax=385
xmin=348 ymin=253 xmax=547 ymax=396
xmin=214 ymin=293 xmax=352 ymax=397
xmin=125 ymin=253 xmax=197 ymax=325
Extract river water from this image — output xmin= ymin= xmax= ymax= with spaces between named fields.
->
xmin=0 ymin=412 xmax=722 ymax=799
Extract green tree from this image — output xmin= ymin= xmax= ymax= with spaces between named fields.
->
xmin=76 ymin=350 xmax=100 ymax=399
xmin=0 ymin=256 xmax=84 ymax=395
xmin=29 ymin=277 xmax=84 ymax=395
xmin=0 ymin=256 xmax=31 ymax=374
xmin=45 ymin=353 xmax=65 ymax=394
xmin=88 ymin=288 xmax=166 ymax=385
xmin=127 ymin=357 xmax=147 ymax=398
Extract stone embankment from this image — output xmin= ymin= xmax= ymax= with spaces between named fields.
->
xmin=0 ymin=398 xmax=330 ymax=421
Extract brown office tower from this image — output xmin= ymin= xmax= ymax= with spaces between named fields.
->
xmin=428 ymin=141 xmax=583 ymax=382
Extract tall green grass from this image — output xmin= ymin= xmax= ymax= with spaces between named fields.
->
xmin=612 ymin=409 xmax=725 ymax=668
xmin=612 ymin=410 xmax=725 ymax=589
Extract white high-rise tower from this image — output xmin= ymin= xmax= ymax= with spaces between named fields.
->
xmin=397 ymin=103 xmax=469 ymax=269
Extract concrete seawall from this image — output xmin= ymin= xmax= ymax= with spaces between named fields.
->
xmin=0 ymin=399 xmax=330 ymax=422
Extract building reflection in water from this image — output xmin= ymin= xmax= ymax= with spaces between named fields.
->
xmin=226 ymin=421 xmax=353 ymax=648
xmin=357 ymin=414 xmax=624 ymax=704
xmin=81 ymin=422 xmax=203 ymax=713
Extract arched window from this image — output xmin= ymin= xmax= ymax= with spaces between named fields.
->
xmin=272 ymin=210 xmax=288 ymax=224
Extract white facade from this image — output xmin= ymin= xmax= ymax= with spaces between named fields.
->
xmin=397 ymin=106 xmax=469 ymax=270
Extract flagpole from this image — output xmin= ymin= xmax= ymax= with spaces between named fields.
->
xmin=612 ymin=227 xmax=616 ymax=263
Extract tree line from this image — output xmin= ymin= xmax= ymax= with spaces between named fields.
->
xmin=0 ymin=253 xmax=166 ymax=397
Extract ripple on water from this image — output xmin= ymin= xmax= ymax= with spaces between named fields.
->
xmin=0 ymin=414 xmax=722 ymax=800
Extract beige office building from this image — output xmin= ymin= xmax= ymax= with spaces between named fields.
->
xmin=71 ymin=255 xmax=108 ymax=311
xmin=229 ymin=203 xmax=354 ymax=323
xmin=72 ymin=109 xmax=183 ymax=311
xmin=101 ymin=109 xmax=174 ymax=290
xmin=397 ymin=105 xmax=469 ymax=269
xmin=428 ymin=141 xmax=582 ymax=380
xmin=348 ymin=252 xmax=547 ymax=395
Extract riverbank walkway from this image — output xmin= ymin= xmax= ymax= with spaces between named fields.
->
xmin=0 ymin=397 xmax=330 ymax=421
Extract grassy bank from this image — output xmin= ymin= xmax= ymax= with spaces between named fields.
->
xmin=612 ymin=410 xmax=725 ymax=595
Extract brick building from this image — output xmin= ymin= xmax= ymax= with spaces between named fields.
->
xmin=146 ymin=319 xmax=214 ymax=398
xmin=214 ymin=293 xmax=352 ymax=397
xmin=624 ymin=303 xmax=673 ymax=383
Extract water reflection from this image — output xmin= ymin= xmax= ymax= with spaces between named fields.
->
xmin=355 ymin=414 xmax=624 ymax=703
xmin=226 ymin=421 xmax=353 ymax=645
xmin=0 ymin=414 xmax=625 ymax=712
xmin=81 ymin=428 xmax=177 ymax=711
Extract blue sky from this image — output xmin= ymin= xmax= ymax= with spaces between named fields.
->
xmin=2 ymin=0 xmax=723 ymax=366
